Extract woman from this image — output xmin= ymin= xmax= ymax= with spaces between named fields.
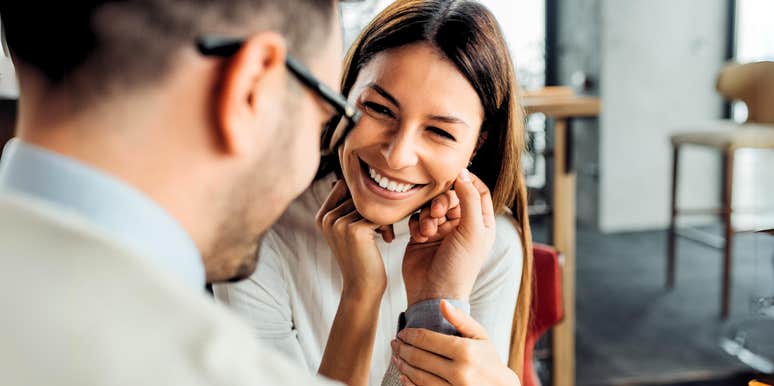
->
xmin=214 ymin=1 xmax=533 ymax=385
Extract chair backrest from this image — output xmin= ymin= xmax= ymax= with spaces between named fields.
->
xmin=521 ymin=244 xmax=564 ymax=386
xmin=716 ymin=61 xmax=774 ymax=124
xmin=521 ymin=86 xmax=574 ymax=99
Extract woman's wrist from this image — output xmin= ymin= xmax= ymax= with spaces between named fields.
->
xmin=406 ymin=286 xmax=469 ymax=307
xmin=342 ymin=279 xmax=386 ymax=302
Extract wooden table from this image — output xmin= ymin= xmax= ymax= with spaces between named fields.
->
xmin=522 ymin=93 xmax=601 ymax=386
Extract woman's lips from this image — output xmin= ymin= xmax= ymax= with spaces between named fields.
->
xmin=358 ymin=158 xmax=424 ymax=200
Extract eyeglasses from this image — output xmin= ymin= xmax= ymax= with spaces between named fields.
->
xmin=196 ymin=36 xmax=360 ymax=156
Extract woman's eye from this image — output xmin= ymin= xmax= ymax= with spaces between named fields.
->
xmin=428 ymin=127 xmax=456 ymax=141
xmin=362 ymin=101 xmax=394 ymax=118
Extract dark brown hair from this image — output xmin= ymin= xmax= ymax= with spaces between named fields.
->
xmin=319 ymin=0 xmax=533 ymax=376
xmin=0 ymin=1 xmax=334 ymax=101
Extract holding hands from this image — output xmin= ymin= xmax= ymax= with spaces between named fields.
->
xmin=396 ymin=170 xmax=520 ymax=386
xmin=402 ymin=169 xmax=497 ymax=304
xmin=391 ymin=300 xmax=521 ymax=386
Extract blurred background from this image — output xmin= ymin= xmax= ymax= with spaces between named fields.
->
xmin=1 ymin=1 xmax=773 ymax=385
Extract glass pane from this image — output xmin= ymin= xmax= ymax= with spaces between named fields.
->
xmin=732 ymin=0 xmax=774 ymax=122
xmin=0 ymin=19 xmax=18 ymax=98
xmin=735 ymin=0 xmax=774 ymax=62
xmin=339 ymin=0 xmax=546 ymax=89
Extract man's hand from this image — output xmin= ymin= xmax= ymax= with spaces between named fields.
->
xmin=391 ymin=300 xmax=520 ymax=386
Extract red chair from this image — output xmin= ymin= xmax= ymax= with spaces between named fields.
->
xmin=523 ymin=244 xmax=564 ymax=386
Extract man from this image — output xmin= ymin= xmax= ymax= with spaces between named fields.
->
xmin=0 ymin=1 xmax=346 ymax=384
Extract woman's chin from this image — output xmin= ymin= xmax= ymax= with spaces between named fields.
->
xmin=355 ymin=203 xmax=413 ymax=226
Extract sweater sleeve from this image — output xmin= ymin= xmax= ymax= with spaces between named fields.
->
xmin=469 ymin=215 xmax=523 ymax=362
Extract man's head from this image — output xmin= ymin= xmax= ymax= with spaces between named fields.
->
xmin=0 ymin=1 xmax=343 ymax=282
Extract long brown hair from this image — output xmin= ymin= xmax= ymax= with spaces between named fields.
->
xmin=319 ymin=0 xmax=533 ymax=376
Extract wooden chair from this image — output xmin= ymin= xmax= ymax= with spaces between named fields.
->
xmin=511 ymin=243 xmax=563 ymax=386
xmin=666 ymin=61 xmax=774 ymax=319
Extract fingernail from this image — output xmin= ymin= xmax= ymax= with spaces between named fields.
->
xmin=391 ymin=355 xmax=399 ymax=365
xmin=400 ymin=375 xmax=409 ymax=385
xmin=459 ymin=168 xmax=471 ymax=182
xmin=390 ymin=339 xmax=398 ymax=351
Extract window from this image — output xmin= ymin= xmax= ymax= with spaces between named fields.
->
xmin=731 ymin=0 xmax=774 ymax=122
xmin=340 ymin=0 xmax=546 ymax=89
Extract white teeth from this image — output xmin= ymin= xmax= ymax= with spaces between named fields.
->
xmin=367 ymin=166 xmax=416 ymax=193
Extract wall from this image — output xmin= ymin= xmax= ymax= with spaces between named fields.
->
xmin=597 ymin=0 xmax=729 ymax=232
xmin=556 ymin=0 xmax=602 ymax=227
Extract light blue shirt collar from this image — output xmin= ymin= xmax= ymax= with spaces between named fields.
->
xmin=0 ymin=139 xmax=205 ymax=291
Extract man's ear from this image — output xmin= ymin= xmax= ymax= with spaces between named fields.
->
xmin=216 ymin=32 xmax=287 ymax=156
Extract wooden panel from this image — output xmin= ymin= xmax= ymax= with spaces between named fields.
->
xmin=522 ymin=86 xmax=574 ymax=98
xmin=522 ymin=95 xmax=601 ymax=119
xmin=551 ymin=119 xmax=577 ymax=386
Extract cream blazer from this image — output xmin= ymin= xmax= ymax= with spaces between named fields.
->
xmin=0 ymin=193 xmax=339 ymax=386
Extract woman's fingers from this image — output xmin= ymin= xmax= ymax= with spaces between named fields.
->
xmin=421 ymin=218 xmax=461 ymax=243
xmin=430 ymin=195 xmax=448 ymax=219
xmin=397 ymin=328 xmax=464 ymax=360
xmin=353 ymin=217 xmax=383 ymax=232
xmin=378 ymin=224 xmax=395 ymax=243
xmin=408 ymin=214 xmax=429 ymax=243
xmin=419 ymin=209 xmax=438 ymax=238
xmin=315 ymin=180 xmax=349 ymax=227
xmin=446 ymin=203 xmax=462 ymax=221
xmin=468 ymin=174 xmax=495 ymax=229
xmin=430 ymin=191 xmax=459 ymax=219
xmin=332 ymin=208 xmax=363 ymax=234
xmin=392 ymin=339 xmax=452 ymax=381
xmin=320 ymin=199 xmax=355 ymax=230
xmin=392 ymin=355 xmax=449 ymax=386
xmin=453 ymin=169 xmax=484 ymax=230
xmin=440 ymin=299 xmax=488 ymax=340
xmin=434 ymin=219 xmax=460 ymax=237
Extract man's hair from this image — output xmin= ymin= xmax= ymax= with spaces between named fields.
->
xmin=0 ymin=1 xmax=335 ymax=100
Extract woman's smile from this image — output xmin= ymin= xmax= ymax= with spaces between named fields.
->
xmin=336 ymin=43 xmax=484 ymax=225
xmin=358 ymin=156 xmax=426 ymax=200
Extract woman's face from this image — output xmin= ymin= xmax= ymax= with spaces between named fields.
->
xmin=338 ymin=43 xmax=484 ymax=225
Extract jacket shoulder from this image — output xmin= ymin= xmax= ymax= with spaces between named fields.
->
xmin=0 ymin=194 xmax=338 ymax=386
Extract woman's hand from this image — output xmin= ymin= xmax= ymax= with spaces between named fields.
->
xmin=391 ymin=300 xmax=520 ymax=386
xmin=316 ymin=180 xmax=387 ymax=296
xmin=316 ymin=180 xmax=387 ymax=386
xmin=402 ymin=169 xmax=496 ymax=304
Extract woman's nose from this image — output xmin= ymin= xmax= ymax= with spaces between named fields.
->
xmin=381 ymin=130 xmax=419 ymax=170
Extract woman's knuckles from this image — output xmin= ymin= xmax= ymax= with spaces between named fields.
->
xmin=450 ymin=366 xmax=476 ymax=385
xmin=454 ymin=342 xmax=476 ymax=363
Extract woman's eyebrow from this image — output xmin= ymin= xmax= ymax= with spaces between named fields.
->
xmin=365 ymin=82 xmax=471 ymax=129
xmin=428 ymin=114 xmax=471 ymax=129
xmin=366 ymin=83 xmax=401 ymax=108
